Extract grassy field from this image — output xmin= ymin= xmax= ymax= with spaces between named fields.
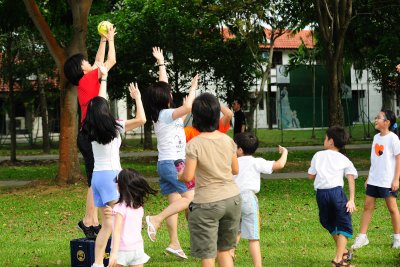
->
xmin=1 ymin=178 xmax=400 ymax=266
xmin=0 ymin=123 xmax=377 ymax=157
xmin=0 ymin=149 xmax=372 ymax=182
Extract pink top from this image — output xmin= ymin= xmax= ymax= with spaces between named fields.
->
xmin=112 ymin=202 xmax=144 ymax=251
xmin=77 ymin=68 xmax=100 ymax=124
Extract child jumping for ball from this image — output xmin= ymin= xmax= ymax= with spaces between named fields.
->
xmin=351 ymin=109 xmax=400 ymax=249
xmin=64 ymin=24 xmax=116 ymax=239
xmin=308 ymin=126 xmax=358 ymax=267
xmin=232 ymin=132 xmax=288 ymax=267
xmin=108 ymin=169 xmax=157 ymax=267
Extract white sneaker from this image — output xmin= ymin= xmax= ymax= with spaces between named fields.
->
xmin=351 ymin=234 xmax=369 ymax=249
xmin=392 ymin=236 xmax=400 ymax=248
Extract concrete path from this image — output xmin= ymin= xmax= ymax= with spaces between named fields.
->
xmin=0 ymin=144 xmax=371 ymax=188
xmin=0 ymin=144 xmax=371 ymax=162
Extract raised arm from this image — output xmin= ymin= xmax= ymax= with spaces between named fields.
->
xmin=272 ymin=145 xmax=288 ymax=171
xmin=125 ymin=82 xmax=146 ymax=132
xmin=152 ymin=47 xmax=168 ymax=83
xmin=103 ymin=25 xmax=117 ymax=71
xmin=220 ymin=103 xmax=233 ymax=129
xmin=97 ymin=63 xmax=108 ymax=99
xmin=93 ymin=36 xmax=107 ymax=68
xmin=171 ymin=74 xmax=199 ymax=120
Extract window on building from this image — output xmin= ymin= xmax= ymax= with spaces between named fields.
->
xmin=272 ymin=51 xmax=282 ymax=68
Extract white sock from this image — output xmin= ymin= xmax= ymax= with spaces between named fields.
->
xmin=358 ymin=233 xmax=367 ymax=238
xmin=393 ymin=233 xmax=400 ymax=239
xmin=92 ymin=264 xmax=104 ymax=267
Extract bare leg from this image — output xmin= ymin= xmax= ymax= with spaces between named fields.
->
xmin=332 ymin=234 xmax=347 ymax=263
xmin=148 ymin=190 xmax=194 ymax=246
xmin=94 ymin=202 xmax=115 ymax=264
xmin=385 ymin=196 xmax=400 ymax=234
xmin=201 ymin=258 xmax=215 ymax=267
xmin=248 ymin=240 xmax=262 ymax=267
xmin=358 ymin=196 xmax=376 ymax=234
xmin=230 ymin=233 xmax=240 ymax=259
xmin=83 ymin=187 xmax=99 ymax=226
xmin=217 ymin=250 xmax=234 ymax=267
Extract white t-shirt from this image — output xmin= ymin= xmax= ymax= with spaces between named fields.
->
xmin=154 ymin=109 xmax=186 ymax=161
xmin=368 ymin=132 xmax=400 ymax=188
xmin=308 ymin=150 xmax=358 ymax=190
xmin=92 ymin=120 xmax=125 ymax=171
xmin=112 ymin=202 xmax=144 ymax=251
xmin=233 ymin=156 xmax=274 ymax=194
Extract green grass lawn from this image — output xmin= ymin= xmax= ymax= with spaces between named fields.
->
xmin=1 ymin=178 xmax=400 ymax=266
xmin=0 ymin=149 xmax=372 ymax=182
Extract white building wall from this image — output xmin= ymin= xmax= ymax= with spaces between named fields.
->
xmin=350 ymin=69 xmax=383 ymax=123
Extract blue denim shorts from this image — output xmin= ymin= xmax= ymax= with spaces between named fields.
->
xmin=92 ymin=170 xmax=120 ymax=207
xmin=157 ymin=160 xmax=188 ymax=195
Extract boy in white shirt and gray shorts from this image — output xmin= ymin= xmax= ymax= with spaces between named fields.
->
xmin=233 ymin=132 xmax=288 ymax=267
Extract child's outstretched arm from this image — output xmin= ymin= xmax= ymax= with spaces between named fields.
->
xmin=108 ymin=212 xmax=123 ymax=267
xmin=346 ymin=174 xmax=356 ymax=213
xmin=172 ymin=74 xmax=199 ymax=120
xmin=220 ymin=103 xmax=233 ymax=129
xmin=392 ymin=154 xmax=400 ymax=192
xmin=98 ymin=63 xmax=108 ymax=99
xmin=272 ymin=145 xmax=288 ymax=171
xmin=153 ymin=47 xmax=168 ymax=83
xmin=93 ymin=36 xmax=107 ymax=68
xmin=125 ymin=82 xmax=147 ymax=131
xmin=103 ymin=25 xmax=117 ymax=72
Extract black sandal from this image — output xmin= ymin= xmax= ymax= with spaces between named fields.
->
xmin=343 ymin=249 xmax=353 ymax=262
xmin=332 ymin=260 xmax=355 ymax=267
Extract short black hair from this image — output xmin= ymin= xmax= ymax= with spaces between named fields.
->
xmin=144 ymin=81 xmax=172 ymax=123
xmin=192 ymin=93 xmax=220 ymax=132
xmin=234 ymin=98 xmax=243 ymax=107
xmin=326 ymin=126 xmax=348 ymax=154
xmin=381 ymin=109 xmax=398 ymax=135
xmin=234 ymin=132 xmax=259 ymax=155
xmin=64 ymin=54 xmax=84 ymax=86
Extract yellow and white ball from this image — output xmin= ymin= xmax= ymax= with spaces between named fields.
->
xmin=97 ymin=21 xmax=113 ymax=36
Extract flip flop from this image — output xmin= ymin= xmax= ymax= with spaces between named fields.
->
xmin=145 ymin=216 xmax=156 ymax=242
xmin=165 ymin=247 xmax=188 ymax=259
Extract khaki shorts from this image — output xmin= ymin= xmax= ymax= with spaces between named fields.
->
xmin=188 ymin=195 xmax=241 ymax=259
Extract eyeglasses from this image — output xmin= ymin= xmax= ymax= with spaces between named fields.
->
xmin=375 ymin=116 xmax=387 ymax=121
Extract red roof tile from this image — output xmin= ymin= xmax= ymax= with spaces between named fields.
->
xmin=222 ymin=27 xmax=314 ymax=49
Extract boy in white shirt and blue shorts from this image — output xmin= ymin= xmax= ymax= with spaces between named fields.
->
xmin=233 ymin=132 xmax=288 ymax=267
xmin=308 ymin=126 xmax=358 ymax=267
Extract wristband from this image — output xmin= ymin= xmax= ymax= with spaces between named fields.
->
xmin=101 ymin=79 xmax=107 ymax=82
xmin=157 ymin=63 xmax=165 ymax=67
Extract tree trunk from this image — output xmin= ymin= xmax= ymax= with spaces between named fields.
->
xmin=381 ymin=80 xmax=394 ymax=110
xmin=313 ymin=0 xmax=352 ymax=127
xmin=327 ymin=58 xmax=343 ymax=126
xmin=23 ymin=0 xmax=92 ymax=184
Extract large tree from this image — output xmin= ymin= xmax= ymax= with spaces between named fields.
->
xmin=345 ymin=0 xmax=400 ymax=110
xmin=313 ymin=0 xmax=352 ymax=126
xmin=23 ymin=0 xmax=93 ymax=183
